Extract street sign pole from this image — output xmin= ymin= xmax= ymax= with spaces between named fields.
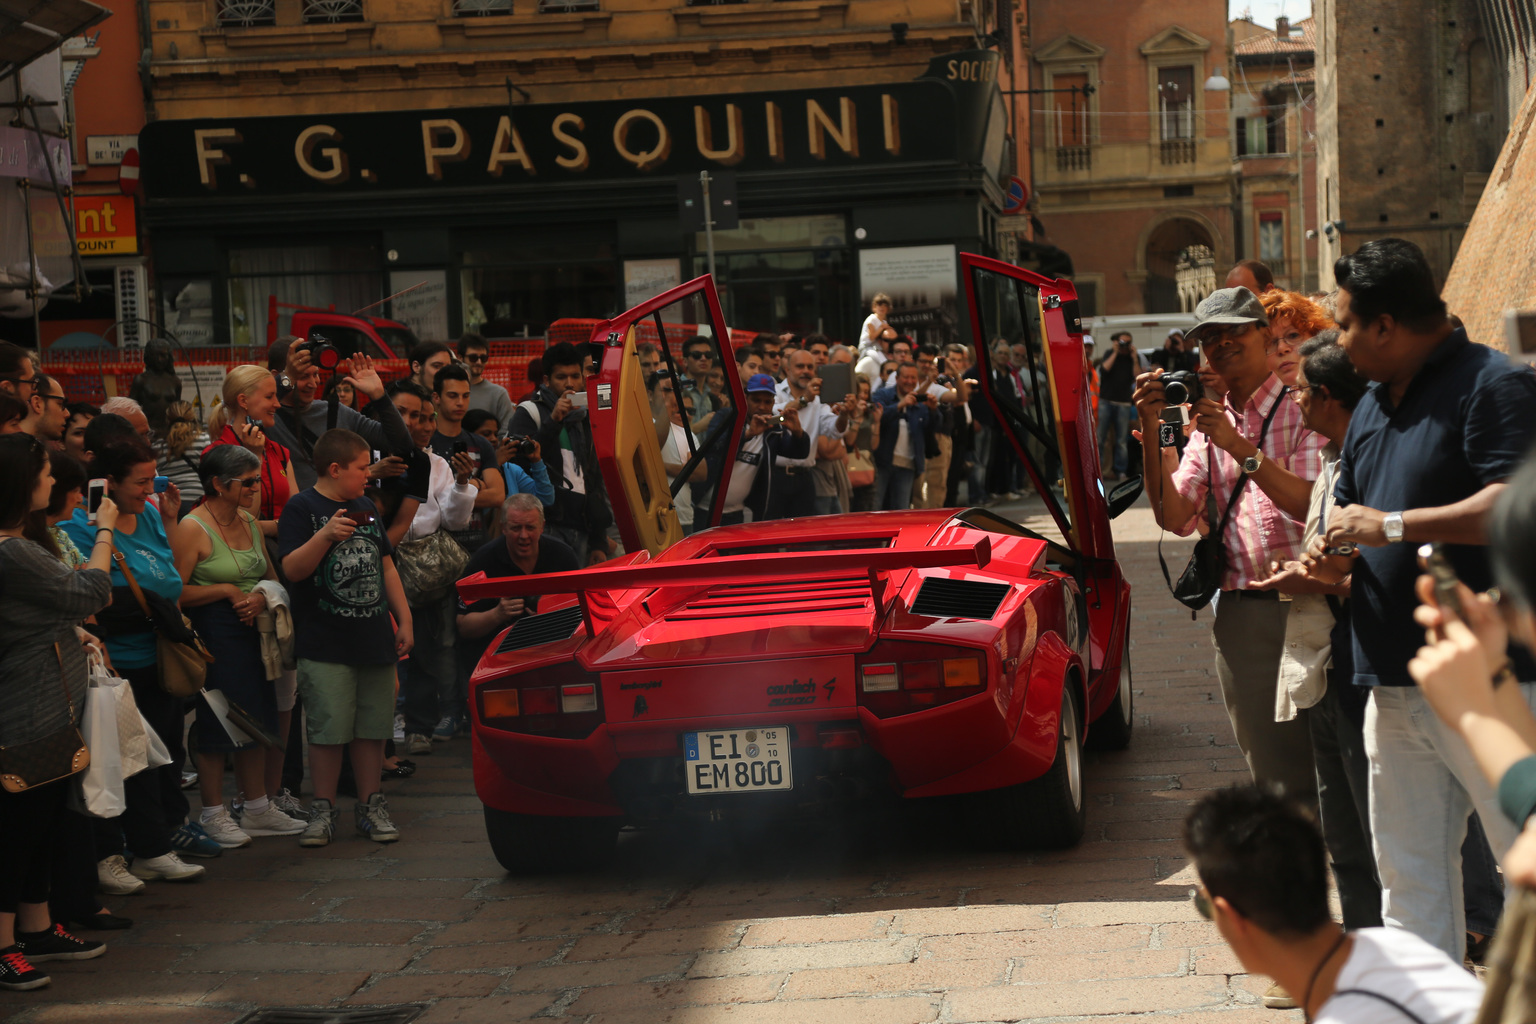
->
xmin=699 ymin=170 xmax=717 ymax=281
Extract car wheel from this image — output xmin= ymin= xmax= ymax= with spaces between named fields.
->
xmin=1086 ymin=630 xmax=1134 ymax=751
xmin=483 ymin=805 xmax=619 ymax=874
xmin=988 ymin=684 xmax=1087 ymax=850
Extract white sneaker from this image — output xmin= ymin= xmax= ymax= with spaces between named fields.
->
xmin=241 ymin=802 xmax=307 ymax=837
xmin=271 ymin=788 xmax=305 ymax=820
xmin=405 ymin=734 xmax=432 ymax=756
xmin=128 ymin=852 xmax=206 ymax=882
xmin=199 ymin=807 xmax=252 ymax=849
xmin=96 ymin=855 xmax=145 ymax=895
xmin=393 ymin=713 xmax=406 ymax=741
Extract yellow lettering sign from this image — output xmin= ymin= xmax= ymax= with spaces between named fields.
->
xmin=765 ymin=101 xmax=784 ymax=163
xmin=295 ymin=124 xmax=350 ymax=183
xmin=613 ymin=109 xmax=671 ymax=172
xmin=194 ymin=128 xmax=242 ymax=189
xmin=553 ymin=113 xmax=589 ymax=171
xmin=487 ymin=116 xmax=536 ymax=177
xmin=421 ymin=119 xmax=470 ymax=180
xmin=694 ymin=104 xmax=744 ymax=166
xmin=807 ymin=97 xmax=858 ymax=160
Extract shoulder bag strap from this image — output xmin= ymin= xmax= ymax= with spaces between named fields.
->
xmin=109 ymin=544 xmax=154 ymax=621
xmin=53 ymin=642 xmax=75 ymax=719
xmin=1208 ymin=387 xmax=1287 ymax=548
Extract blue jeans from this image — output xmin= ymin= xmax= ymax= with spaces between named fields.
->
xmin=875 ymin=466 xmax=916 ymax=511
xmin=1366 ymin=683 xmax=1536 ymax=959
xmin=1096 ymin=401 xmax=1135 ymax=477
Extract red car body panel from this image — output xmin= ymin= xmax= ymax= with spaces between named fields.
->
xmin=461 ymin=267 xmax=1135 ymax=830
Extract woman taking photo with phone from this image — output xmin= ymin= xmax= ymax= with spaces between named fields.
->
xmin=0 ymin=433 xmax=117 ymax=991
xmin=207 ymin=367 xmax=298 ymax=538
xmin=173 ymin=445 xmax=304 ymax=847
xmin=60 ymin=438 xmax=211 ymax=880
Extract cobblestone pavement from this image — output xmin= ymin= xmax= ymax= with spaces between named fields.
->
xmin=0 ymin=502 xmax=1305 ymax=1024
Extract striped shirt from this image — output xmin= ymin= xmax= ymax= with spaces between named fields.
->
xmin=1168 ymin=374 xmax=1325 ymax=590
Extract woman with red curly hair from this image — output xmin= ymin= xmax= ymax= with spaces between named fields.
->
xmin=1261 ymin=291 xmax=1335 ymax=387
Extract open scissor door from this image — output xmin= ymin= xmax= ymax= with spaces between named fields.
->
xmin=585 ymin=274 xmax=746 ymax=557
xmin=960 ymin=254 xmax=1116 ymax=563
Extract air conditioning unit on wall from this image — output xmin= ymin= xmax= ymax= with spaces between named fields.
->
xmin=115 ymin=263 xmax=146 ymax=348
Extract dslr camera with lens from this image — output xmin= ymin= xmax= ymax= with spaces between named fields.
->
xmin=504 ymin=434 xmax=538 ymax=458
xmin=293 ymin=338 xmax=341 ymax=371
xmin=1158 ymin=370 xmax=1201 ymax=450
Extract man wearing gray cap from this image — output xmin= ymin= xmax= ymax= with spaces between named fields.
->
xmin=1135 ymin=287 xmax=1325 ymax=813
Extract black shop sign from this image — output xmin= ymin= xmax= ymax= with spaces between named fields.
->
xmin=138 ymin=52 xmax=1002 ymax=198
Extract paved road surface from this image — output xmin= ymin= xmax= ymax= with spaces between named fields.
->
xmin=0 ymin=502 xmax=1304 ymax=1024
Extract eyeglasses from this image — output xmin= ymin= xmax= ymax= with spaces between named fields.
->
xmin=1191 ymin=888 xmax=1214 ymax=921
xmin=238 ymin=477 xmax=261 ymax=489
xmin=38 ymin=393 xmax=67 ymax=407
xmin=0 ymin=376 xmax=38 ymax=391
xmin=1287 ymin=383 xmax=1322 ymax=403
xmin=462 ymin=353 xmax=488 ymax=363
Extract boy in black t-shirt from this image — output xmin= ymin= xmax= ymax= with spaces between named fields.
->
xmin=279 ymin=429 xmax=414 ymax=848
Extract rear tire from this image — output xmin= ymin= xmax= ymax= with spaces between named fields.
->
xmin=483 ymin=805 xmax=618 ymax=874
xmin=989 ymin=684 xmax=1087 ymax=850
xmin=1087 ymin=630 xmax=1134 ymax=752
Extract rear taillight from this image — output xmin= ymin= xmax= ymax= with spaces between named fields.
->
xmin=855 ymin=641 xmax=988 ymax=718
xmin=478 ymin=662 xmax=604 ymax=738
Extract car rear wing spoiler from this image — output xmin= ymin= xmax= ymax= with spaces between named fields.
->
xmin=457 ymin=538 xmax=993 ymax=634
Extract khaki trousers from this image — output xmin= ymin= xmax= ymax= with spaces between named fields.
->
xmin=911 ymin=434 xmax=952 ymax=510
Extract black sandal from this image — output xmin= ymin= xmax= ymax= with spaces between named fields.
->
xmin=383 ymin=759 xmax=416 ymax=779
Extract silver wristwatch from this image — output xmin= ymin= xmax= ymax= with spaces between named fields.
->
xmin=1241 ymin=450 xmax=1264 ymax=475
xmin=1383 ymin=511 xmax=1405 ymax=543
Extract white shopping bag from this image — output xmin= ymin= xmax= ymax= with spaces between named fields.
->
xmin=201 ymin=687 xmax=254 ymax=746
xmin=75 ymin=670 xmax=127 ymax=817
xmin=142 ymin=712 xmax=172 ymax=769
xmin=89 ymin=654 xmax=151 ymax=779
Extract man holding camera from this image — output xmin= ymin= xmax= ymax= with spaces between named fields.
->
xmin=1096 ymin=332 xmax=1146 ymax=482
xmin=714 ymin=373 xmax=809 ymax=525
xmin=772 ymin=349 xmax=849 ymax=518
xmin=1134 ymin=287 xmax=1324 ymax=812
xmin=507 ymin=342 xmax=613 ymax=565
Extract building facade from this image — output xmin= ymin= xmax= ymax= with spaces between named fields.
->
xmin=1229 ymin=15 xmax=1317 ymax=294
xmin=1024 ymin=0 xmax=1235 ymax=316
xmin=135 ymin=0 xmax=1031 ymax=348
xmin=1313 ymin=0 xmax=1509 ymax=289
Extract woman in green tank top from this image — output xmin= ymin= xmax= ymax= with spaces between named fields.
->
xmin=172 ymin=446 xmax=305 ymax=847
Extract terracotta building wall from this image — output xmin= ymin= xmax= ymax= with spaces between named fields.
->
xmin=1441 ymin=81 xmax=1536 ymax=349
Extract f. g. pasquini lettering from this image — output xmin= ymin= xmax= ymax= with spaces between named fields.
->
xmin=139 ymin=56 xmax=1002 ymax=200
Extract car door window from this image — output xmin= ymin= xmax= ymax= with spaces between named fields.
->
xmin=966 ymin=263 xmax=1077 ymax=549
xmin=588 ymin=276 xmax=745 ymax=556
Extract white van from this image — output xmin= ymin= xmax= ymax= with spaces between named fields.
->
xmin=1086 ymin=313 xmax=1199 ymax=357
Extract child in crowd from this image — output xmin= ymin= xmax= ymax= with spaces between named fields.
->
xmin=278 ymin=429 xmax=414 ymax=847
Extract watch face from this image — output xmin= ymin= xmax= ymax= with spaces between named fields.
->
xmin=1243 ymin=457 xmax=1259 ymax=473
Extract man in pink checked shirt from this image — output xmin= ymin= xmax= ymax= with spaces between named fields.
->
xmin=1135 ymin=287 xmax=1326 ymax=814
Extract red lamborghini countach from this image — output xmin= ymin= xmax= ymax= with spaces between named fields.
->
xmin=457 ymin=256 xmax=1143 ymax=871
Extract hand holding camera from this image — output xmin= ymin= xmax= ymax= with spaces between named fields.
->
xmin=322 ymin=511 xmax=359 ymax=544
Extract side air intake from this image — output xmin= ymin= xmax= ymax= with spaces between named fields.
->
xmin=909 ymin=577 xmax=1011 ymax=620
xmin=496 ymin=604 xmax=585 ymax=654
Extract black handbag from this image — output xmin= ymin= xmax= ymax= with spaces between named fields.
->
xmin=0 ymin=644 xmax=90 ymax=793
xmin=1158 ymin=391 xmax=1285 ymax=611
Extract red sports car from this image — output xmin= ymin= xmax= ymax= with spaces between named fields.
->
xmin=458 ymin=258 xmax=1143 ymax=872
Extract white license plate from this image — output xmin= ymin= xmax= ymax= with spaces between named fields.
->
xmin=683 ymin=726 xmax=793 ymax=795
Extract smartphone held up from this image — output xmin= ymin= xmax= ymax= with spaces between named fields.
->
xmin=87 ymin=478 xmax=107 ymax=524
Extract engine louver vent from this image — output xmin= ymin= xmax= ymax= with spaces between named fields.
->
xmin=910 ymin=577 xmax=1011 ymax=620
xmin=495 ymin=604 xmax=584 ymax=654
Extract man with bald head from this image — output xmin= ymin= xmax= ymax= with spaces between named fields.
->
xmin=18 ymin=372 xmax=67 ymax=443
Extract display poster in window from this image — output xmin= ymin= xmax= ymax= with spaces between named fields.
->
xmin=162 ymin=280 xmax=215 ymax=348
xmin=389 ymin=270 xmax=448 ymax=343
xmin=624 ymin=259 xmax=681 ymax=309
xmin=174 ymin=365 xmax=228 ymax=425
xmin=858 ymin=244 xmax=958 ymax=347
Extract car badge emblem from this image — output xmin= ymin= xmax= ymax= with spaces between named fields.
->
xmin=633 ymin=695 xmax=648 ymax=718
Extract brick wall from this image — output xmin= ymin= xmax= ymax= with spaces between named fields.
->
xmin=1441 ymin=82 xmax=1536 ymax=350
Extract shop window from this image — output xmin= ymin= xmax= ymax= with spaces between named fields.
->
xmin=303 ymin=0 xmax=363 ymax=22
xmin=228 ymin=245 xmax=381 ymax=348
xmin=454 ymin=0 xmax=511 ymax=13
xmin=218 ymin=0 xmax=276 ymax=25
xmin=692 ymin=248 xmax=852 ymax=340
xmin=692 ymin=215 xmax=847 ymax=255
xmin=461 ymin=263 xmax=617 ymax=340
xmin=1237 ymin=102 xmax=1288 ymax=157
xmin=1156 ymin=65 xmax=1194 ymax=141
xmin=1258 ymin=212 xmax=1285 ymax=264
xmin=161 ymin=278 xmax=217 ymax=348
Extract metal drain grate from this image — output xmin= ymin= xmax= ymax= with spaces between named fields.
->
xmin=236 ymin=1008 xmax=426 ymax=1024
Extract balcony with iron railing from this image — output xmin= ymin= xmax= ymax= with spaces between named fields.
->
xmin=217 ymin=0 xmax=275 ymax=26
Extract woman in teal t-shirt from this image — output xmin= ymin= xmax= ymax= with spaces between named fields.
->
xmin=60 ymin=437 xmax=204 ymax=882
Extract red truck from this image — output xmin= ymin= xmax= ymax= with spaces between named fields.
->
xmin=267 ymin=296 xmax=420 ymax=362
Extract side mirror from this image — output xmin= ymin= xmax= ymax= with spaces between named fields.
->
xmin=1107 ymin=475 xmax=1143 ymax=519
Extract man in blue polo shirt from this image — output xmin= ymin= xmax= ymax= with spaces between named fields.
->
xmin=1323 ymin=238 xmax=1536 ymax=960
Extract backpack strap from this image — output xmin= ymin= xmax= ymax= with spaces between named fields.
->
xmin=517 ymin=399 xmax=542 ymax=430
xmin=1328 ymin=990 xmax=1432 ymax=1024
